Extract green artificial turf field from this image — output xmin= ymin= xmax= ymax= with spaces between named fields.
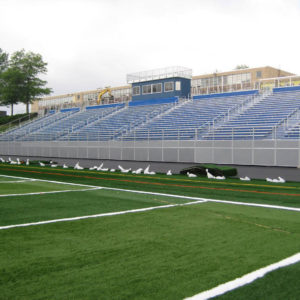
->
xmin=0 ymin=163 xmax=300 ymax=299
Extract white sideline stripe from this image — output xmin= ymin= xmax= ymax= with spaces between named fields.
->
xmin=103 ymin=187 xmax=215 ymax=202
xmin=0 ymin=187 xmax=103 ymax=198
xmin=206 ymin=198 xmax=300 ymax=212
xmin=0 ymin=200 xmax=206 ymax=230
xmin=0 ymin=179 xmax=35 ymax=183
xmin=102 ymin=187 xmax=300 ymax=212
xmin=0 ymin=174 xmax=29 ymax=179
xmin=0 ymin=175 xmax=300 ymax=212
xmin=0 ymin=174 xmax=94 ymax=188
xmin=185 ymin=252 xmax=300 ymax=300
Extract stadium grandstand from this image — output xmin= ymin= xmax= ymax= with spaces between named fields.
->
xmin=1 ymin=66 xmax=300 ymax=167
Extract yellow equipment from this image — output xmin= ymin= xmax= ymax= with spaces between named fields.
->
xmin=97 ymin=87 xmax=114 ymax=104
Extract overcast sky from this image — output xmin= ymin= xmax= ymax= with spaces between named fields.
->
xmin=1 ymin=0 xmax=300 ymax=113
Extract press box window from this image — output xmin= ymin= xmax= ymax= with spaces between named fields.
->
xmin=256 ymin=71 xmax=262 ymax=78
xmin=164 ymin=81 xmax=174 ymax=92
xmin=142 ymin=84 xmax=151 ymax=94
xmin=175 ymin=81 xmax=181 ymax=91
xmin=152 ymin=83 xmax=162 ymax=93
xmin=132 ymin=86 xmax=140 ymax=95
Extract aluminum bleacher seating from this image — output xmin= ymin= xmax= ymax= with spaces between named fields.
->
xmin=62 ymin=103 xmax=173 ymax=141
xmin=2 ymin=87 xmax=300 ymax=142
xmin=0 ymin=105 xmax=123 ymax=141
xmin=0 ymin=110 xmax=75 ymax=141
xmin=121 ymin=94 xmax=251 ymax=140
xmin=202 ymin=88 xmax=300 ymax=140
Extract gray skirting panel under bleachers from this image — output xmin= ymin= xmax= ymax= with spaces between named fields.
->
xmin=1 ymin=139 xmax=299 ymax=167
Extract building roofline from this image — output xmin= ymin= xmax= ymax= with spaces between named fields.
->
xmin=39 ymin=66 xmax=296 ymax=101
xmin=41 ymin=85 xmax=131 ymax=101
xmin=192 ymin=66 xmax=294 ymax=79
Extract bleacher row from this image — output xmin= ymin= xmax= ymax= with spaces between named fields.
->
xmin=2 ymin=87 xmax=300 ymax=141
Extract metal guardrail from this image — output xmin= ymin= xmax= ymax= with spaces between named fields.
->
xmin=0 ymin=113 xmax=38 ymax=134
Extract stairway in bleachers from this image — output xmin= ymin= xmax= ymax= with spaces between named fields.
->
xmin=283 ymin=118 xmax=300 ymax=139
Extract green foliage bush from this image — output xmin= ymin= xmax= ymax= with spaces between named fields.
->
xmin=0 ymin=112 xmax=37 ymax=126
xmin=180 ymin=164 xmax=237 ymax=177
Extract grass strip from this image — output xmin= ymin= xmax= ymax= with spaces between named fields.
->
xmin=1 ymin=202 xmax=300 ymax=299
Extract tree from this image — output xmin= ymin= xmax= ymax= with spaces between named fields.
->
xmin=0 ymin=48 xmax=8 ymax=72
xmin=9 ymin=49 xmax=52 ymax=113
xmin=0 ymin=49 xmax=52 ymax=115
xmin=0 ymin=48 xmax=9 ymax=111
xmin=235 ymin=64 xmax=249 ymax=70
xmin=0 ymin=67 xmax=25 ymax=115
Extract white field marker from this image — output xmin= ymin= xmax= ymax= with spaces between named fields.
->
xmin=185 ymin=252 xmax=300 ymax=300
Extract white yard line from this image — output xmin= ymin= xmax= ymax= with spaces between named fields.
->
xmin=0 ymin=200 xmax=206 ymax=230
xmin=185 ymin=252 xmax=300 ymax=300
xmin=0 ymin=187 xmax=103 ymax=198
